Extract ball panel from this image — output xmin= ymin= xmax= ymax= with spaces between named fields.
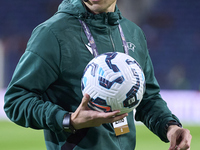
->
xmin=88 ymin=97 xmax=112 ymax=112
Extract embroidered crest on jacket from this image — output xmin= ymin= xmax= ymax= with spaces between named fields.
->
xmin=127 ymin=42 xmax=136 ymax=52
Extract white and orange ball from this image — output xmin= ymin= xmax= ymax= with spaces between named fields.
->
xmin=81 ymin=52 xmax=145 ymax=115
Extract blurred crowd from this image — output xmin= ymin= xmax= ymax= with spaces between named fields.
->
xmin=0 ymin=0 xmax=199 ymax=90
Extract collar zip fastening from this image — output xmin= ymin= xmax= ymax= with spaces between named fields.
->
xmin=105 ymin=14 xmax=108 ymax=24
xmin=79 ymin=19 xmax=129 ymax=57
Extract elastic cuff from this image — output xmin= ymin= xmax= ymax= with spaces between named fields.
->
xmin=55 ymin=110 xmax=68 ymax=132
xmin=159 ymin=115 xmax=181 ymax=142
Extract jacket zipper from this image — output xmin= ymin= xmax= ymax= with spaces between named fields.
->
xmin=109 ymin=30 xmax=116 ymax=52
xmin=105 ymin=14 xmax=116 ymax=52
xmin=117 ymin=136 xmax=123 ymax=150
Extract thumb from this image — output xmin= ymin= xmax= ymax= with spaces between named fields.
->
xmin=81 ymin=93 xmax=91 ymax=106
xmin=168 ymin=136 xmax=177 ymax=150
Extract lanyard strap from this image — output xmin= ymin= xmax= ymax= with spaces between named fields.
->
xmin=118 ymin=23 xmax=129 ymax=55
xmin=79 ymin=20 xmax=99 ymax=57
xmin=79 ymin=20 xmax=128 ymax=57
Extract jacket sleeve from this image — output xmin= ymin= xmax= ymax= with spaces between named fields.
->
xmin=135 ymin=32 xmax=181 ymax=142
xmin=4 ymin=25 xmax=67 ymax=133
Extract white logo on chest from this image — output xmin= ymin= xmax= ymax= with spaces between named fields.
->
xmin=85 ymin=43 xmax=93 ymax=55
xmin=127 ymin=42 xmax=136 ymax=52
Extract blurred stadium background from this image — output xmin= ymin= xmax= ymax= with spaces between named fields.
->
xmin=0 ymin=0 xmax=199 ymax=149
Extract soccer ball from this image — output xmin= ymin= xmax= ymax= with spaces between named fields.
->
xmin=81 ymin=52 xmax=145 ymax=115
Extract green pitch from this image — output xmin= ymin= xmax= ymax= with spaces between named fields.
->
xmin=0 ymin=121 xmax=199 ymax=150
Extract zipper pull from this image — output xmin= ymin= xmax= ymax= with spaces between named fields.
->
xmin=105 ymin=14 xmax=108 ymax=24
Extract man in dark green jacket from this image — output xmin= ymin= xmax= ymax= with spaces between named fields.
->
xmin=4 ymin=0 xmax=191 ymax=150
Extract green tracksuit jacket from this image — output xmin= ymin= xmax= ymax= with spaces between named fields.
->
xmin=4 ymin=0 xmax=180 ymax=149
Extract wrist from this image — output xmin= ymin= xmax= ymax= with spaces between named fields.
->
xmin=165 ymin=121 xmax=182 ymax=132
xmin=70 ymin=112 xmax=77 ymax=129
xmin=62 ymin=113 xmax=77 ymax=134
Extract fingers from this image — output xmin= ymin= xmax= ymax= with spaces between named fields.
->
xmin=96 ymin=110 xmax=128 ymax=124
xmin=108 ymin=113 xmax=128 ymax=123
xmin=102 ymin=110 xmax=121 ymax=117
xmin=168 ymin=128 xmax=192 ymax=150
xmin=177 ymin=129 xmax=192 ymax=150
xmin=77 ymin=94 xmax=129 ymax=128
xmin=168 ymin=134 xmax=177 ymax=150
xmin=97 ymin=110 xmax=126 ymax=119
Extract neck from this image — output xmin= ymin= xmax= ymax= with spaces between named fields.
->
xmin=83 ymin=1 xmax=116 ymax=14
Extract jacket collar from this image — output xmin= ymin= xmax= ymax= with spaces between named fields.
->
xmin=57 ymin=0 xmax=122 ymax=26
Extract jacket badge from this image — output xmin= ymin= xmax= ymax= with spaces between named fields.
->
xmin=127 ymin=42 xmax=136 ymax=52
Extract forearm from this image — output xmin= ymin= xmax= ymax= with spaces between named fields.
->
xmin=135 ymin=53 xmax=181 ymax=142
xmin=4 ymin=85 xmax=67 ymax=132
xmin=4 ymin=49 xmax=67 ymax=132
xmin=135 ymin=96 xmax=180 ymax=142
